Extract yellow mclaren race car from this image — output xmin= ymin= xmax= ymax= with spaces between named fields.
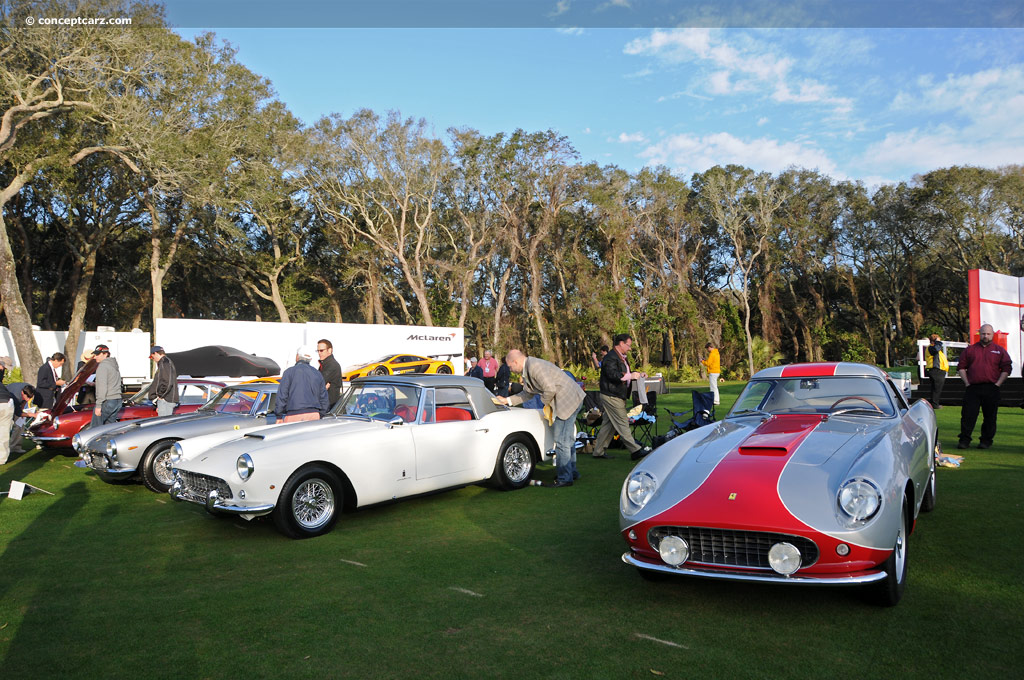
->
xmin=341 ymin=354 xmax=459 ymax=381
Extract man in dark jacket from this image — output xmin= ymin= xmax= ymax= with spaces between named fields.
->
xmin=593 ymin=333 xmax=651 ymax=461
xmin=317 ymin=338 xmax=343 ymax=406
xmin=276 ymin=346 xmax=330 ymax=423
xmin=36 ymin=352 xmax=67 ymax=409
xmin=149 ymin=346 xmax=179 ymax=417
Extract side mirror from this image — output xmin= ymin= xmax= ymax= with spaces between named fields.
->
xmin=387 ymin=416 xmax=404 ymax=428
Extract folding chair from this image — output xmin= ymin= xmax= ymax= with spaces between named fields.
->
xmin=576 ymin=390 xmax=603 ymax=434
xmin=664 ymin=390 xmax=717 ymax=433
xmin=629 ymin=390 xmax=658 ymax=446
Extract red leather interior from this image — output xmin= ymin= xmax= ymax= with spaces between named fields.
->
xmin=436 ymin=407 xmax=471 ymax=422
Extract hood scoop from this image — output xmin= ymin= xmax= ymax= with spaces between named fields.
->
xmin=737 ymin=414 xmax=824 ymax=456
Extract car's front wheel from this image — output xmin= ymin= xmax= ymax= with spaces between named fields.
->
xmin=141 ymin=440 xmax=178 ymax=493
xmin=493 ymin=435 xmax=534 ymax=490
xmin=371 ymin=366 xmax=390 ymax=376
xmin=869 ymin=499 xmax=909 ymax=606
xmin=273 ymin=465 xmax=343 ymax=539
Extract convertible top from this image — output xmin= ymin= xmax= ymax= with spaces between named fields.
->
xmin=167 ymin=346 xmax=280 ymax=378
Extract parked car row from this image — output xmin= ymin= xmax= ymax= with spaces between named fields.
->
xmin=73 ymin=374 xmax=555 ymax=539
xmin=62 ymin=361 xmax=935 ymax=606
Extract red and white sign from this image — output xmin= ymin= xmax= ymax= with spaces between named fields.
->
xmin=968 ymin=269 xmax=1023 ymax=378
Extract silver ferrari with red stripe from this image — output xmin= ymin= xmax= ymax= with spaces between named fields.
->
xmin=620 ymin=362 xmax=937 ymax=606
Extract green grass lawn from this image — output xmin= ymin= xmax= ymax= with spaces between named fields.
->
xmin=1 ymin=382 xmax=1022 ymax=679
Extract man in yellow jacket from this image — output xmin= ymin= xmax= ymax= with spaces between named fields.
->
xmin=926 ymin=333 xmax=949 ymax=408
xmin=702 ymin=342 xmax=721 ymax=405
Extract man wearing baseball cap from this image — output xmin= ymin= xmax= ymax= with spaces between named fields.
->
xmin=89 ymin=345 xmax=123 ymax=428
xmin=148 ymin=346 xmax=178 ymax=417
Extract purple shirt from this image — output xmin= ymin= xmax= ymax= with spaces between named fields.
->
xmin=959 ymin=342 xmax=1012 ymax=385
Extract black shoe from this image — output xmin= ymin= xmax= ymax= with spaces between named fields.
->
xmin=631 ymin=446 xmax=653 ymax=461
xmin=957 ymin=442 xmax=969 ymax=449
xmin=550 ymin=480 xmax=574 ymax=488
xmin=978 ymin=442 xmax=991 ymax=449
xmin=592 ymin=453 xmax=614 ymax=459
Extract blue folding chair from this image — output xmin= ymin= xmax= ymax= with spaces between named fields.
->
xmin=665 ymin=390 xmax=717 ymax=432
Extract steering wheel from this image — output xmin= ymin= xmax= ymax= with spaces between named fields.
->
xmin=829 ymin=396 xmax=884 ymax=413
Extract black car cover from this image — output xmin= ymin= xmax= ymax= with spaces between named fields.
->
xmin=166 ymin=346 xmax=280 ymax=378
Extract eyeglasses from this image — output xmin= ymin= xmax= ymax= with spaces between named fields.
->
xmin=317 ymin=348 xmax=329 ymax=353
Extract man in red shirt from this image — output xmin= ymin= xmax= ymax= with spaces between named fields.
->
xmin=957 ymin=324 xmax=1012 ymax=449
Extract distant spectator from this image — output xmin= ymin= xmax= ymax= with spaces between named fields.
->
xmin=926 ymin=334 xmax=948 ymax=409
xmin=494 ymin=356 xmax=511 ymax=397
xmin=89 ymin=344 xmax=122 ymax=429
xmin=36 ymin=352 xmax=67 ymax=409
xmin=0 ymin=380 xmax=27 ymax=465
xmin=479 ymin=350 xmax=500 ymax=392
xmin=467 ymin=357 xmax=484 ymax=380
xmin=276 ymin=346 xmax=330 ymax=423
xmin=701 ymin=342 xmax=721 ymax=406
xmin=591 ymin=345 xmax=608 ymax=371
xmin=148 ymin=346 xmax=178 ymax=417
xmin=317 ymin=338 xmax=343 ymax=406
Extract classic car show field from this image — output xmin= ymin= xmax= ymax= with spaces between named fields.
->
xmin=1 ymin=382 xmax=1022 ymax=679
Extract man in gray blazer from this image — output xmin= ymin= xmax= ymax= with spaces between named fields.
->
xmin=498 ymin=349 xmax=585 ymax=487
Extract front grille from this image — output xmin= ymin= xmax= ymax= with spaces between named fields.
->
xmin=177 ymin=470 xmax=232 ymax=501
xmin=648 ymin=526 xmax=819 ymax=570
xmin=88 ymin=453 xmax=107 ymax=470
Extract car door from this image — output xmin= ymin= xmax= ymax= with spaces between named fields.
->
xmin=408 ymin=387 xmax=485 ymax=487
xmin=888 ymin=379 xmax=931 ymax=500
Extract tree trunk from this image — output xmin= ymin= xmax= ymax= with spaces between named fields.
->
xmin=0 ymin=168 xmax=43 ymax=380
xmin=63 ymin=249 xmax=99 ymax=377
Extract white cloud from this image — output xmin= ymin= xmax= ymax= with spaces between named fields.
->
xmin=624 ymin=28 xmax=851 ymax=115
xmin=638 ymin=131 xmax=841 ymax=178
xmin=556 ymin=27 xmax=584 ymax=36
xmin=618 ymin=131 xmax=647 ymax=143
xmin=757 ymin=117 xmax=769 ymax=126
xmin=550 ymin=0 xmax=570 ymax=17
xmin=859 ymin=128 xmax=1024 ymax=172
xmin=892 ymin=66 xmax=1024 ymax=133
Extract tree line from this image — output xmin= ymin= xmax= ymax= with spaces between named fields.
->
xmin=3 ymin=1 xmax=1023 ymax=383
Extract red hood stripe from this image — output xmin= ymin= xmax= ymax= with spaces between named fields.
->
xmin=654 ymin=415 xmax=823 ymax=532
xmin=780 ymin=363 xmax=839 ymax=377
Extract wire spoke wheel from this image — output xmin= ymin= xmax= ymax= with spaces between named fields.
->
xmin=503 ymin=442 xmax=532 ymax=484
xmin=291 ymin=478 xmax=336 ymax=530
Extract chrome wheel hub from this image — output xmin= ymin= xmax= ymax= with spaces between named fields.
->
xmin=292 ymin=478 xmax=335 ymax=529
xmin=503 ymin=443 xmax=531 ymax=484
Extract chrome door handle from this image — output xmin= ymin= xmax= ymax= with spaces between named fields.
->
xmin=475 ymin=428 xmax=489 ymax=433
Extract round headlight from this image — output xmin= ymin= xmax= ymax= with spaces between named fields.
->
xmin=658 ymin=535 xmax=690 ymax=566
xmin=623 ymin=471 xmax=658 ymax=515
xmin=72 ymin=433 xmax=83 ymax=452
xmin=236 ymin=453 xmax=254 ymax=481
xmin=838 ymin=478 xmax=881 ymax=521
xmin=170 ymin=442 xmax=184 ymax=464
xmin=53 ymin=416 xmax=62 ymax=428
xmin=106 ymin=440 xmax=117 ymax=456
xmin=768 ymin=542 xmax=802 ymax=575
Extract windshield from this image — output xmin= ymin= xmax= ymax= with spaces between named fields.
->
xmin=198 ymin=387 xmax=265 ymax=415
xmin=333 ymin=382 xmax=422 ymax=421
xmin=729 ymin=376 xmax=896 ymax=418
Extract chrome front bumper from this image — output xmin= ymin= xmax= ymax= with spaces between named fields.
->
xmin=622 ymin=552 xmax=888 ymax=585
xmin=29 ymin=434 xmax=70 ymax=442
xmin=81 ymin=452 xmax=136 ymax=477
xmin=169 ymin=479 xmax=275 ymax=517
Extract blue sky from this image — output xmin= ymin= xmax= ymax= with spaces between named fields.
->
xmin=183 ymin=27 xmax=1024 ymax=186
